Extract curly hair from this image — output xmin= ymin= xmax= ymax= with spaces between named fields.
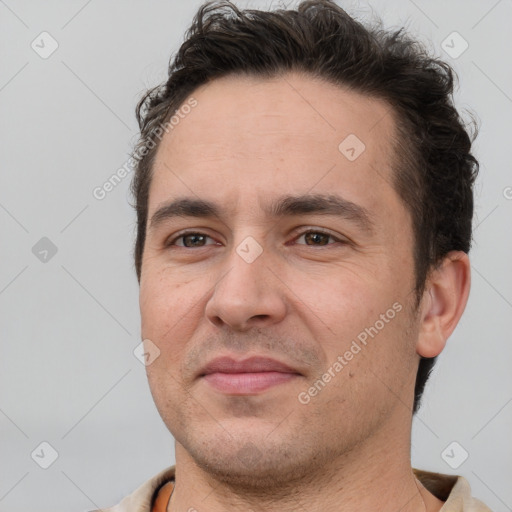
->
xmin=130 ymin=0 xmax=479 ymax=414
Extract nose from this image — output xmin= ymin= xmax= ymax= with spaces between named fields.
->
xmin=205 ymin=241 xmax=287 ymax=331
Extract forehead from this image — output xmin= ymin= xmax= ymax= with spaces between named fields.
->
xmin=148 ymin=72 xmax=401 ymax=220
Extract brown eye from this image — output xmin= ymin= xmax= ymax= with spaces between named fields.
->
xmin=303 ymin=232 xmax=330 ymax=246
xmin=295 ymin=230 xmax=342 ymax=247
xmin=168 ymin=232 xmax=217 ymax=248
xmin=182 ymin=234 xmax=208 ymax=247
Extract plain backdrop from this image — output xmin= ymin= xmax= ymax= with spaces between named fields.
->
xmin=1 ymin=1 xmax=511 ymax=511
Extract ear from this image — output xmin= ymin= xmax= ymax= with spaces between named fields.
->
xmin=416 ymin=251 xmax=471 ymax=358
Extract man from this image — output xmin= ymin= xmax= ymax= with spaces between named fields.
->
xmin=99 ymin=0 xmax=491 ymax=510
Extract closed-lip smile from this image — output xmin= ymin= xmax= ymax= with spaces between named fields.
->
xmin=199 ymin=355 xmax=302 ymax=394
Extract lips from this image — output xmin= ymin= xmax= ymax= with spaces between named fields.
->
xmin=199 ymin=356 xmax=301 ymax=394
xmin=200 ymin=356 xmax=299 ymax=375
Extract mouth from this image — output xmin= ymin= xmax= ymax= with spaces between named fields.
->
xmin=199 ymin=356 xmax=302 ymax=394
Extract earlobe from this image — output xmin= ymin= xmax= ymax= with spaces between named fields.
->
xmin=416 ymin=251 xmax=471 ymax=358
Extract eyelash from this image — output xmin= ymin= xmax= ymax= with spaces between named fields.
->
xmin=166 ymin=228 xmax=347 ymax=248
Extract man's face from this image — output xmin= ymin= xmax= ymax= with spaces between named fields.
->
xmin=139 ymin=73 xmax=421 ymax=484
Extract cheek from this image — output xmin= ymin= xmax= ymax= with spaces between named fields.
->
xmin=139 ymin=269 xmax=202 ymax=352
xmin=290 ymin=263 xmax=394 ymax=333
xmin=294 ymin=268 xmax=410 ymax=391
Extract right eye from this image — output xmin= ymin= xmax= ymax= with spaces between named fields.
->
xmin=166 ymin=231 xmax=220 ymax=248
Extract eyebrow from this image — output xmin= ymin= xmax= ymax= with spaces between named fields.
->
xmin=148 ymin=193 xmax=375 ymax=234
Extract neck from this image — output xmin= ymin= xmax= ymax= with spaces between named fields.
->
xmin=168 ymin=417 xmax=444 ymax=512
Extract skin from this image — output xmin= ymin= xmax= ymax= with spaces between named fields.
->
xmin=139 ymin=72 xmax=471 ymax=512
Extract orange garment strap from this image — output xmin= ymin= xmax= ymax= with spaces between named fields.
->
xmin=152 ymin=480 xmax=175 ymax=512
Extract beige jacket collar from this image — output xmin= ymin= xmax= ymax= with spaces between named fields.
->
xmin=97 ymin=466 xmax=492 ymax=512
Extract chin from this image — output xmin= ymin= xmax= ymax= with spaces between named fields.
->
xmin=195 ymin=448 xmax=312 ymax=490
xmin=178 ymin=427 xmax=326 ymax=492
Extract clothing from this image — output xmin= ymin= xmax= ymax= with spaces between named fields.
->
xmin=94 ymin=466 xmax=493 ymax=512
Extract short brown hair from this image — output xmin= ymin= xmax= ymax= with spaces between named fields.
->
xmin=130 ymin=0 xmax=479 ymax=413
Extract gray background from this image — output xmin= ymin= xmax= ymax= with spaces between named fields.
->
xmin=1 ymin=1 xmax=511 ymax=511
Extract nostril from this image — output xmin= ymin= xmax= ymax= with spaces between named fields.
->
xmin=253 ymin=314 xmax=269 ymax=321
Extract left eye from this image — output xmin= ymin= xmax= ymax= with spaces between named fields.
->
xmin=294 ymin=230 xmax=342 ymax=246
